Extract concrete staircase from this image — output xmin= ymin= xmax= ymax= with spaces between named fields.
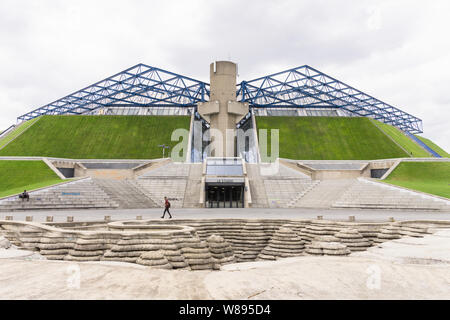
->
xmin=333 ymin=179 xmax=450 ymax=210
xmin=247 ymin=162 xmax=317 ymax=208
xmin=93 ymin=179 xmax=159 ymax=209
xmin=135 ymin=162 xmax=190 ymax=208
xmin=287 ymin=180 xmax=321 ymax=208
xmin=294 ymin=179 xmax=356 ymax=208
xmin=0 ymin=178 xmax=119 ymax=211
xmin=139 ymin=161 xmax=190 ymax=177
xmin=264 ymin=179 xmax=318 ymax=208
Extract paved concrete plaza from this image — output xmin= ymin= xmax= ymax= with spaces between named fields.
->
xmin=2 ymin=207 xmax=450 ymax=223
xmin=1 ymin=229 xmax=449 ymax=299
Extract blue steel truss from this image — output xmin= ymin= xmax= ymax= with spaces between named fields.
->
xmin=18 ymin=63 xmax=422 ymax=133
xmin=18 ymin=64 xmax=210 ymax=121
xmin=237 ymin=65 xmax=422 ymax=133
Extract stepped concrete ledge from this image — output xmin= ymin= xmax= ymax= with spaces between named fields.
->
xmin=1 ymin=219 xmax=449 ymax=299
xmin=332 ymin=178 xmax=450 ymax=211
xmin=0 ymin=178 xmax=118 ymax=211
xmin=0 ymin=177 xmax=89 ymax=202
xmin=361 ymin=178 xmax=450 ymax=204
xmin=353 ymin=229 xmax=450 ymax=264
xmin=283 ymin=158 xmax=449 ymax=183
xmin=93 ymin=179 xmax=158 ymax=209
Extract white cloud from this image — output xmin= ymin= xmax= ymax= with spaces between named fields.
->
xmin=0 ymin=0 xmax=448 ymax=151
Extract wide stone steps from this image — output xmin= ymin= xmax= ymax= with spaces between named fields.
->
xmin=333 ymin=180 xmax=450 ymax=210
xmin=93 ymin=179 xmax=159 ymax=209
xmin=136 ymin=179 xmax=187 ymax=208
xmin=247 ymin=163 xmax=316 ymax=208
xmin=287 ymin=180 xmax=321 ymax=208
xmin=294 ymin=179 xmax=356 ymax=208
xmin=139 ymin=162 xmax=189 ymax=177
xmin=264 ymin=179 xmax=318 ymax=208
xmin=0 ymin=179 xmax=119 ymax=211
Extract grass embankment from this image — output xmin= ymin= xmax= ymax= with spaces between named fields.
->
xmin=0 ymin=117 xmax=40 ymax=149
xmin=373 ymin=120 xmax=430 ymax=157
xmin=0 ymin=115 xmax=191 ymax=159
xmin=256 ymin=116 xmax=409 ymax=160
xmin=0 ymin=160 xmax=63 ymax=198
xmin=415 ymin=136 xmax=449 ymax=158
xmin=383 ymin=162 xmax=450 ymax=199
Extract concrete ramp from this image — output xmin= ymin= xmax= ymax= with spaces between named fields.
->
xmin=246 ymin=164 xmax=269 ymax=208
xmin=182 ymin=164 xmax=203 ymax=208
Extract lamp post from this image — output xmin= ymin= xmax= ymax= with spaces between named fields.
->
xmin=158 ymin=144 xmax=170 ymax=158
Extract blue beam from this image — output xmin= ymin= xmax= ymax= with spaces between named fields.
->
xmin=17 ymin=63 xmax=422 ymax=134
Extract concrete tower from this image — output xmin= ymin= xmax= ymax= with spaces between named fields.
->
xmin=198 ymin=61 xmax=249 ymax=157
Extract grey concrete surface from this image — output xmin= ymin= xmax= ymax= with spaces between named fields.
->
xmin=0 ymin=230 xmax=449 ymax=299
xmin=1 ymin=207 xmax=450 ymax=223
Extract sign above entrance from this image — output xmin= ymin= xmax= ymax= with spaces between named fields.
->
xmin=205 ymin=177 xmax=245 ymax=184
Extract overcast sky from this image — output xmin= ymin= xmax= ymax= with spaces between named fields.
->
xmin=0 ymin=0 xmax=449 ymax=151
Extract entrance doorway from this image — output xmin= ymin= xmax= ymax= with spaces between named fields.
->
xmin=205 ymin=184 xmax=244 ymax=208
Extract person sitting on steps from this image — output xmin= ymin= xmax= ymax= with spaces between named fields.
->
xmin=161 ymin=196 xmax=172 ymax=219
xmin=19 ymin=190 xmax=29 ymax=202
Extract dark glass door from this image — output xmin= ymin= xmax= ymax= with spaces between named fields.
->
xmin=206 ymin=185 xmax=244 ymax=208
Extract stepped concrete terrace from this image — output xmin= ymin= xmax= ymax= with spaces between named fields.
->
xmin=93 ymin=179 xmax=158 ymax=209
xmin=1 ymin=218 xmax=449 ymax=274
xmin=0 ymin=178 xmax=119 ymax=211
xmin=1 ymin=157 xmax=448 ymax=211
xmin=135 ymin=161 xmax=192 ymax=208
xmin=247 ymin=162 xmax=318 ymax=208
xmin=268 ymin=158 xmax=450 ymax=211
xmin=333 ymin=178 xmax=450 ymax=211
xmin=294 ymin=179 xmax=356 ymax=208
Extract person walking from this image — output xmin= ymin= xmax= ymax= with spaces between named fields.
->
xmin=161 ymin=196 xmax=172 ymax=219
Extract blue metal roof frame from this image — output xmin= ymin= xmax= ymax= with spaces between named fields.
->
xmin=237 ymin=65 xmax=422 ymax=133
xmin=18 ymin=63 xmax=423 ymax=133
xmin=17 ymin=64 xmax=210 ymax=121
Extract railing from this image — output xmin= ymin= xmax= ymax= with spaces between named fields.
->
xmin=0 ymin=124 xmax=15 ymax=139
xmin=405 ymin=132 xmax=441 ymax=158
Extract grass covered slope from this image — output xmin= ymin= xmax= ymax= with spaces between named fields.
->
xmin=256 ymin=116 xmax=409 ymax=160
xmin=0 ymin=115 xmax=191 ymax=159
xmin=374 ymin=120 xmax=430 ymax=157
xmin=384 ymin=162 xmax=450 ymax=199
xmin=415 ymin=136 xmax=449 ymax=158
xmin=0 ymin=161 xmax=63 ymax=198
xmin=0 ymin=117 xmax=40 ymax=149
